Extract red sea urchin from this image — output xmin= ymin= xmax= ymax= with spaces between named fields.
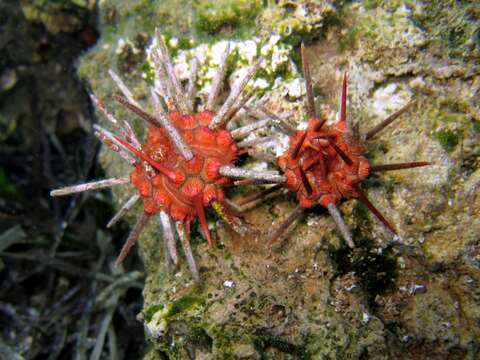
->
xmin=238 ymin=44 xmax=431 ymax=246
xmin=50 ymin=30 xmax=284 ymax=280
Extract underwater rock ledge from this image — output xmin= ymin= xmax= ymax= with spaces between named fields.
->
xmin=78 ymin=1 xmax=480 ymax=359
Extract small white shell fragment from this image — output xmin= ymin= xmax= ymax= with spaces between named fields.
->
xmin=223 ymin=280 xmax=235 ymax=288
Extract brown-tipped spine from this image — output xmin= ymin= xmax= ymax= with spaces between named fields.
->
xmin=370 ymin=162 xmax=431 ymax=172
xmin=115 ymin=212 xmax=151 ymax=266
xmin=301 ymin=43 xmax=316 ymax=119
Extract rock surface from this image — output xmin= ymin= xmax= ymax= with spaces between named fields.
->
xmin=79 ymin=0 xmax=480 ymax=358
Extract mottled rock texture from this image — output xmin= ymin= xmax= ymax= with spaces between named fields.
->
xmin=79 ymin=0 xmax=479 ymax=358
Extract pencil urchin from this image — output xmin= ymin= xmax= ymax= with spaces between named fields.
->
xmin=241 ymin=44 xmax=431 ymax=246
xmin=50 ymin=30 xmax=282 ymax=281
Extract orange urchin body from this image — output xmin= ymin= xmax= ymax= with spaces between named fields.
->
xmin=127 ymin=110 xmax=237 ymax=242
xmin=278 ymin=117 xmax=370 ymax=209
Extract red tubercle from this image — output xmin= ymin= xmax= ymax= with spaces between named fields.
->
xmin=153 ymin=188 xmax=172 ymax=208
xmin=202 ymin=185 xmax=218 ymax=205
xmin=194 ymin=126 xmax=216 ymax=145
xmin=195 ymin=110 xmax=214 ymax=127
xmin=204 ymin=158 xmax=223 ymax=181
xmin=137 ymin=179 xmax=152 ymax=197
xmin=151 ymin=175 xmax=162 ymax=188
xmin=183 ymin=155 xmax=204 ymax=174
xmin=169 ymin=111 xmax=182 ymax=126
xmin=179 ymin=114 xmax=197 ymax=130
xmin=130 ymin=165 xmax=142 ymax=185
xmin=170 ymin=203 xmax=190 ymax=222
xmin=171 ymin=169 xmax=186 ymax=185
xmin=181 ymin=178 xmax=204 ymax=198
xmin=147 ymin=126 xmax=169 ymax=145
xmin=143 ymin=198 xmax=159 ymax=215
xmin=216 ymin=130 xmax=235 ymax=147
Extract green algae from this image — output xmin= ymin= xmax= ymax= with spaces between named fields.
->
xmin=169 ymin=294 xmax=205 ymax=316
xmin=421 ymin=97 xmax=476 ymax=154
xmin=435 ymin=129 xmax=460 ymax=152
xmin=412 ymin=0 xmax=480 ymax=59
xmin=339 ymin=26 xmax=362 ymax=53
xmin=260 ymin=0 xmax=338 ymax=47
xmin=194 ymin=0 xmax=262 ymax=38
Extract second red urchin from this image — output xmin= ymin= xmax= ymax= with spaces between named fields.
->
xmin=239 ymin=44 xmax=431 ymax=246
